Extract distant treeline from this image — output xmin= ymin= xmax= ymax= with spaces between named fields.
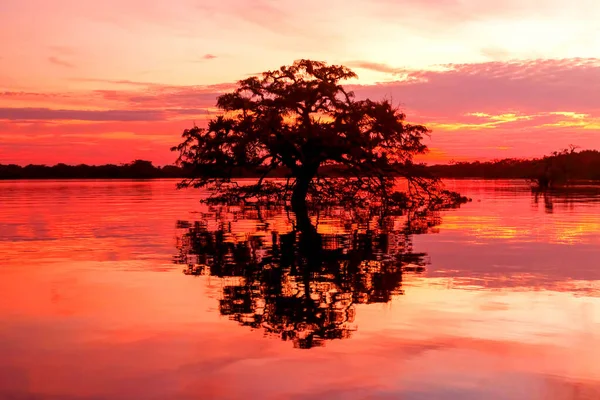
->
xmin=2 ymin=150 xmax=600 ymax=182
xmin=430 ymin=149 xmax=600 ymax=184
xmin=0 ymin=160 xmax=185 ymax=180
xmin=0 ymin=159 xmax=281 ymax=180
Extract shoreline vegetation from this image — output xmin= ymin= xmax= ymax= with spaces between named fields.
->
xmin=2 ymin=149 xmax=600 ymax=186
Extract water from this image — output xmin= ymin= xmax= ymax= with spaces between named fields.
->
xmin=1 ymin=179 xmax=600 ymax=399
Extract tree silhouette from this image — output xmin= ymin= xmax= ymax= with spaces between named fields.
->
xmin=174 ymin=205 xmax=437 ymax=349
xmin=170 ymin=60 xmax=467 ymax=347
xmin=171 ymin=59 xmax=461 ymax=228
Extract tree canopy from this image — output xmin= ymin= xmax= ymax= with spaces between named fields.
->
xmin=172 ymin=59 xmax=461 ymax=220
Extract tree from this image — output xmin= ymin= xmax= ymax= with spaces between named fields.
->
xmin=124 ymin=159 xmax=156 ymax=179
xmin=532 ymin=145 xmax=580 ymax=189
xmin=172 ymin=59 xmax=461 ymax=228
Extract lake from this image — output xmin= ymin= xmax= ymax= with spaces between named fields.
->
xmin=1 ymin=179 xmax=600 ymax=399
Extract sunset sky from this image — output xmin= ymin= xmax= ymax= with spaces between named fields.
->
xmin=1 ymin=0 xmax=599 ymax=165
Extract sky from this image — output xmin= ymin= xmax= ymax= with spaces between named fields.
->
xmin=1 ymin=0 xmax=600 ymax=165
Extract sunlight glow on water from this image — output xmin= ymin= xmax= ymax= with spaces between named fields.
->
xmin=1 ymin=179 xmax=600 ymax=399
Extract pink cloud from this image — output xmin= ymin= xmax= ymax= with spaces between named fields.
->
xmin=68 ymin=78 xmax=170 ymax=87
xmin=91 ymin=82 xmax=236 ymax=110
xmin=369 ymin=0 xmax=590 ymax=26
xmin=346 ymin=61 xmax=402 ymax=75
xmin=0 ymin=107 xmax=207 ymax=121
xmin=48 ymin=56 xmax=75 ymax=69
xmin=351 ymin=58 xmax=600 ymax=115
xmin=48 ymin=45 xmax=76 ymax=55
xmin=1 ymin=91 xmax=58 ymax=99
xmin=0 ymin=83 xmax=234 ymax=111
xmin=342 ymin=58 xmax=600 ymax=160
xmin=196 ymin=0 xmax=290 ymax=34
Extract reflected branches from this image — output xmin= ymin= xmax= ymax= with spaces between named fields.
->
xmin=174 ymin=205 xmax=440 ymax=348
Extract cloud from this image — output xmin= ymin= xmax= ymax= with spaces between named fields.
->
xmin=196 ymin=0 xmax=289 ymax=34
xmin=10 ymin=58 xmax=600 ymax=125
xmin=188 ymin=53 xmax=218 ymax=64
xmin=1 ymin=82 xmax=237 ymax=116
xmin=193 ymin=0 xmax=343 ymax=51
xmin=90 ymin=55 xmax=599 ymax=120
xmin=69 ymin=78 xmax=169 ymax=87
xmin=369 ymin=0 xmax=596 ymax=27
xmin=48 ymin=56 xmax=75 ymax=68
xmin=341 ymin=58 xmax=600 ymax=160
xmin=346 ymin=61 xmax=402 ymax=75
xmin=0 ymin=107 xmax=207 ymax=121
xmin=351 ymin=58 xmax=600 ymax=115
xmin=426 ymin=111 xmax=600 ymax=132
xmin=1 ymin=91 xmax=56 ymax=98
xmin=480 ymin=47 xmax=512 ymax=61
xmin=93 ymin=82 xmax=237 ymax=108
xmin=49 ymin=45 xmax=76 ymax=56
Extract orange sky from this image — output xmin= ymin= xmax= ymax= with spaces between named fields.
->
xmin=1 ymin=0 xmax=600 ymax=165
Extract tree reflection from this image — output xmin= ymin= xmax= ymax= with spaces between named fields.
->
xmin=174 ymin=206 xmax=439 ymax=349
xmin=533 ymin=184 xmax=600 ymax=214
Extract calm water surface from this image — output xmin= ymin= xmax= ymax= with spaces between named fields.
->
xmin=1 ymin=179 xmax=600 ymax=399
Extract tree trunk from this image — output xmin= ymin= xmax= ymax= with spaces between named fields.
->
xmin=291 ymin=170 xmax=316 ymax=234
xmin=292 ymin=175 xmax=310 ymax=208
xmin=291 ymin=159 xmax=321 ymax=234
